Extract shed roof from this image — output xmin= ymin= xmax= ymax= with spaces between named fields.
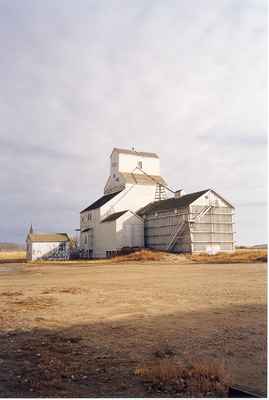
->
xmin=28 ymin=233 xmax=70 ymax=243
xmin=101 ymin=210 xmax=128 ymax=223
xmin=138 ymin=190 xmax=210 ymax=215
xmin=80 ymin=190 xmax=122 ymax=213
xmin=113 ymin=148 xmax=159 ymax=159
xmin=120 ymin=172 xmax=167 ymax=186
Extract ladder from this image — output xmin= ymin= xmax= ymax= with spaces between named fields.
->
xmin=155 ymin=184 xmax=167 ymax=201
xmin=167 ymin=218 xmax=186 ymax=251
xmin=167 ymin=206 xmax=212 ymax=251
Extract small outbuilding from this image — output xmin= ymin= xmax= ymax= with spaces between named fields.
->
xmin=26 ymin=226 xmax=70 ymax=261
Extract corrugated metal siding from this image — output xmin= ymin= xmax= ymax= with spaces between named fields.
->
xmin=144 ymin=204 xmax=235 ymax=253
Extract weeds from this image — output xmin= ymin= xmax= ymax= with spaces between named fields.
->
xmin=113 ymin=250 xmax=172 ymax=262
xmin=135 ymin=358 xmax=231 ymax=397
xmin=191 ymin=249 xmax=267 ymax=264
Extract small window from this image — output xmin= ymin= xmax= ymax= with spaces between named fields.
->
xmin=88 ymin=213 xmax=91 ymax=221
xmin=138 ymin=161 xmax=143 ymax=169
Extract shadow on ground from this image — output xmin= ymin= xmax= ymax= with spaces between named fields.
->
xmin=0 ymin=303 xmax=267 ymax=398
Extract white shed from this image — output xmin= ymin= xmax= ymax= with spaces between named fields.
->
xmin=26 ymin=231 xmax=70 ymax=261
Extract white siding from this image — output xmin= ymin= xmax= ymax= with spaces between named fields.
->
xmin=91 ymin=212 xmax=144 ymax=258
xmin=104 ymin=150 xmax=160 ymax=194
xmin=118 ymin=152 xmax=160 ymax=175
xmin=116 ymin=212 xmax=144 ymax=249
xmin=94 ymin=221 xmax=118 ymax=258
xmin=29 ymin=241 xmax=70 ymax=261
xmin=101 ymin=184 xmax=157 ymax=219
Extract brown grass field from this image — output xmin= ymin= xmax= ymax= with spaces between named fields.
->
xmin=0 ymin=251 xmax=26 ymax=260
xmin=1 ymin=248 xmax=266 ymax=265
xmin=0 ymin=257 xmax=267 ymax=397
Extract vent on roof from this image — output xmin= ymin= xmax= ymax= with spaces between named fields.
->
xmin=175 ymin=189 xmax=185 ymax=199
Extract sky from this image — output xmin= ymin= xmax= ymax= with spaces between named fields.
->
xmin=0 ymin=0 xmax=267 ymax=245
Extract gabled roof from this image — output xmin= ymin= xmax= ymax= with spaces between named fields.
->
xmin=138 ymin=189 xmax=210 ymax=215
xmin=28 ymin=233 xmax=70 ymax=243
xmin=120 ymin=172 xmax=167 ymax=186
xmin=101 ymin=210 xmax=128 ymax=223
xmin=80 ymin=190 xmax=123 ymax=213
xmin=113 ymin=148 xmax=159 ymax=159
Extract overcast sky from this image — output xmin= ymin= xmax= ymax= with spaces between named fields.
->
xmin=0 ymin=0 xmax=267 ymax=245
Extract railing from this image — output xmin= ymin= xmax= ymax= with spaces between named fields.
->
xmin=166 ymin=205 xmax=213 ymax=251
xmin=166 ymin=219 xmax=186 ymax=251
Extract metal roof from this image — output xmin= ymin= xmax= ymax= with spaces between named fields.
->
xmin=138 ymin=190 xmax=210 ymax=215
xmin=120 ymin=173 xmax=167 ymax=186
xmin=101 ymin=210 xmax=128 ymax=223
xmin=113 ymin=148 xmax=159 ymax=159
xmin=28 ymin=233 xmax=70 ymax=243
xmin=80 ymin=190 xmax=123 ymax=213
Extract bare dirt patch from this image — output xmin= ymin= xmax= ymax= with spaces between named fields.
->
xmin=0 ymin=261 xmax=266 ymax=397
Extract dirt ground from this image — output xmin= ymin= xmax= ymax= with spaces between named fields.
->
xmin=0 ymin=261 xmax=267 ymax=397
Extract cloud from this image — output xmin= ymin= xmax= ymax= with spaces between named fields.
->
xmin=0 ymin=0 xmax=267 ymax=245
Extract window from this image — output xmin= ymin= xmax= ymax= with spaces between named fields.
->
xmin=138 ymin=161 xmax=143 ymax=169
xmin=88 ymin=213 xmax=91 ymax=221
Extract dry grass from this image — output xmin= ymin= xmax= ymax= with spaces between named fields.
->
xmin=135 ymin=358 xmax=231 ymax=397
xmin=0 ymin=251 xmax=26 ymax=260
xmin=112 ymin=248 xmax=267 ymax=264
xmin=10 ymin=296 xmax=57 ymax=310
xmin=191 ymin=249 xmax=267 ymax=264
xmin=113 ymin=249 xmax=166 ymax=262
xmin=112 ymin=249 xmax=189 ymax=263
xmin=0 ymin=248 xmax=266 ymax=266
xmin=0 ymin=291 xmax=23 ymax=297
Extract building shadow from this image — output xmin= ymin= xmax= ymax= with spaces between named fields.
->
xmin=0 ymin=303 xmax=266 ymax=397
